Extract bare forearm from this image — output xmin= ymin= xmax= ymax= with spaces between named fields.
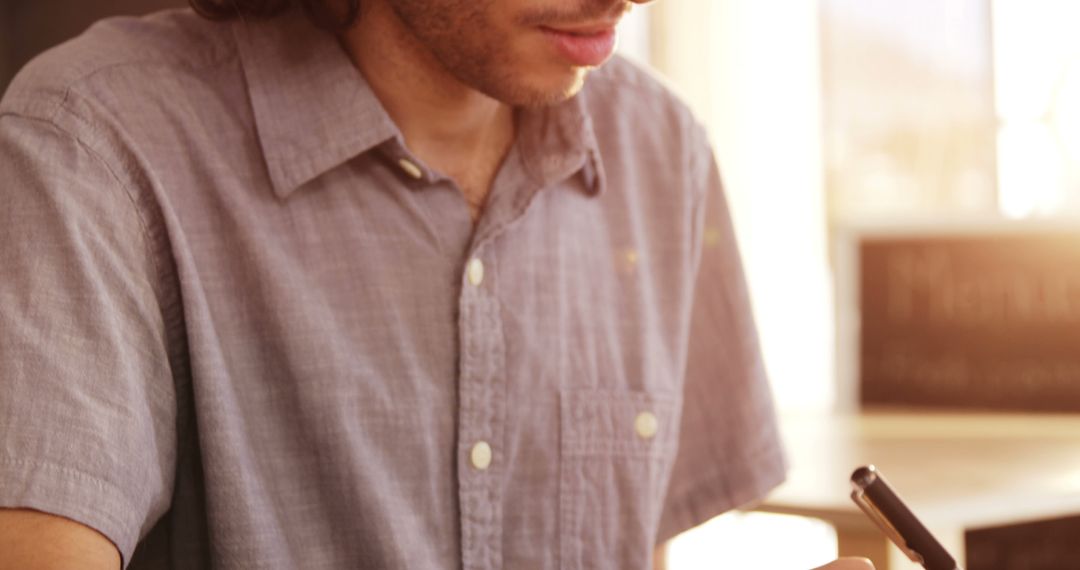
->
xmin=654 ymin=541 xmax=668 ymax=570
xmin=0 ymin=508 xmax=120 ymax=570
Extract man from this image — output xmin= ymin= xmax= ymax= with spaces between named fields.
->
xmin=0 ymin=0 xmax=870 ymax=568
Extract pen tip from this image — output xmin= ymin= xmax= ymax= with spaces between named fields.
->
xmin=851 ymin=465 xmax=878 ymax=486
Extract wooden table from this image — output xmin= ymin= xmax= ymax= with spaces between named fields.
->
xmin=755 ymin=411 xmax=1080 ymax=569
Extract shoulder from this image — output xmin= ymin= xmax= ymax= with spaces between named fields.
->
xmin=0 ymin=8 xmax=236 ymax=124
xmin=580 ymin=55 xmax=708 ymax=155
xmin=579 ymin=55 xmax=713 ymax=195
xmin=585 ymin=55 xmax=687 ymax=113
xmin=579 ymin=55 xmax=714 ymax=207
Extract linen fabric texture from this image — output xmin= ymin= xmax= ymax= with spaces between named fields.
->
xmin=0 ymin=7 xmax=786 ymax=569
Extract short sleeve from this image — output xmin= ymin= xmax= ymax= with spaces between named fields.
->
xmin=0 ymin=113 xmax=177 ymax=565
xmin=656 ymin=126 xmax=787 ymax=542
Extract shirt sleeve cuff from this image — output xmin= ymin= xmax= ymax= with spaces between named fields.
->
xmin=656 ymin=443 xmax=788 ymax=543
xmin=0 ymin=458 xmax=143 ymax=567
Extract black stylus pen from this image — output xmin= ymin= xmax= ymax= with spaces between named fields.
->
xmin=850 ymin=465 xmax=962 ymax=570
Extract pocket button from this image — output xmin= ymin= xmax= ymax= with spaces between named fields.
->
xmin=634 ymin=411 xmax=659 ymax=440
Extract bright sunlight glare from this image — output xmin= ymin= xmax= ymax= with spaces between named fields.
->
xmin=993 ymin=0 xmax=1080 ymax=217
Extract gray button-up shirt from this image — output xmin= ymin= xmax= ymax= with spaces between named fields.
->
xmin=0 ymin=7 xmax=786 ymax=569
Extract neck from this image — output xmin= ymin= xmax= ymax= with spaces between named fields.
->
xmin=337 ymin=1 xmax=515 ymax=174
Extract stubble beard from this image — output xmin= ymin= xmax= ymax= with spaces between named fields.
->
xmin=387 ymin=0 xmax=589 ymax=107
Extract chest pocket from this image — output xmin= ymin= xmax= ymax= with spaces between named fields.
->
xmin=559 ymin=389 xmax=681 ymax=570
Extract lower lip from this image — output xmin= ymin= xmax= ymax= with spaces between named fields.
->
xmin=541 ymin=27 xmax=617 ymax=67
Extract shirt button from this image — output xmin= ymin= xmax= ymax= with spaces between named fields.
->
xmin=398 ymin=158 xmax=424 ymax=180
xmin=466 ymin=258 xmax=485 ymax=287
xmin=635 ymin=411 xmax=659 ymax=440
xmin=470 ymin=441 xmax=493 ymax=470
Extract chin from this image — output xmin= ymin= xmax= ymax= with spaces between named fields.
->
xmin=500 ymin=67 xmax=591 ymax=108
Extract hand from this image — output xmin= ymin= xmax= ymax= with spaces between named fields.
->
xmin=812 ymin=558 xmax=875 ymax=570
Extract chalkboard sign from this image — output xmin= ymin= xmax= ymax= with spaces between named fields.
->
xmin=848 ymin=227 xmax=1080 ymax=412
xmin=966 ymin=514 xmax=1080 ymax=570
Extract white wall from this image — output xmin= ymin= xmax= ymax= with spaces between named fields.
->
xmin=616 ymin=2 xmax=652 ymax=65
xmin=649 ymin=5 xmax=840 ymax=568
xmin=652 ymin=0 xmax=834 ymax=413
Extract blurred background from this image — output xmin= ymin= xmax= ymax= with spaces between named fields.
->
xmin=633 ymin=2 xmax=1080 ymax=568
xmin=5 ymin=0 xmax=1080 ymax=568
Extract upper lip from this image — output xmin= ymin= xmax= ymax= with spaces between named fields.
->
xmin=542 ymin=20 xmax=619 ymax=35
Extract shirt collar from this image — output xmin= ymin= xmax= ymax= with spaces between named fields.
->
xmin=517 ymin=91 xmax=607 ymax=196
xmin=232 ymin=10 xmax=606 ymax=199
xmin=232 ymin=9 xmax=398 ymax=199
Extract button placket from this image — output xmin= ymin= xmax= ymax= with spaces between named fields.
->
xmin=456 ymin=248 xmax=506 ymax=570
xmin=466 ymin=258 xmax=485 ymax=287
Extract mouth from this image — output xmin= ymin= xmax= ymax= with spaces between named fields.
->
xmin=541 ymin=20 xmax=621 ymax=36
xmin=539 ymin=23 xmax=619 ymax=67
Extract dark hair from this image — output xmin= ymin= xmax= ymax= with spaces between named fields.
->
xmin=188 ymin=0 xmax=361 ymax=31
